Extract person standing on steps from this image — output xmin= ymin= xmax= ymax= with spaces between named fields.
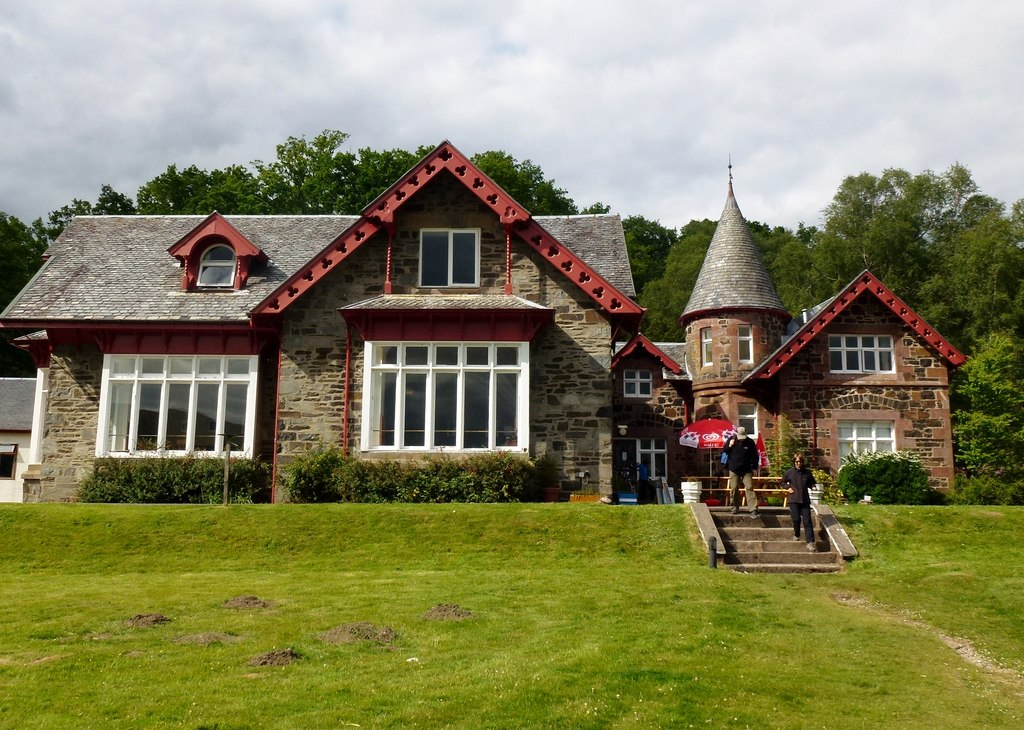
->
xmin=782 ymin=453 xmax=817 ymax=551
xmin=723 ymin=426 xmax=761 ymax=518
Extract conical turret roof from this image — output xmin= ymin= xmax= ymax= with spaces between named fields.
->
xmin=681 ymin=181 xmax=786 ymax=323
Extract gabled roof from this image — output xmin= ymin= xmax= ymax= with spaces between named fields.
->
xmin=251 ymin=141 xmax=643 ymax=328
xmin=167 ymin=212 xmax=265 ymax=260
xmin=681 ymin=182 xmax=786 ymax=324
xmin=746 ymin=270 xmax=967 ymax=380
xmin=612 ymin=334 xmax=683 ymax=374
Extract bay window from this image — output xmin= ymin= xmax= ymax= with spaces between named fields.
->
xmin=364 ymin=342 xmax=528 ymax=451
xmin=98 ymin=355 xmax=258 ymax=456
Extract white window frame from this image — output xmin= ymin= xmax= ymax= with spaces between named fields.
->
xmin=838 ymin=420 xmax=895 ymax=460
xmin=700 ymin=327 xmax=713 ymax=367
xmin=361 ymin=342 xmax=529 ymax=452
xmin=619 ymin=438 xmax=668 ymax=480
xmin=623 ymin=369 xmax=653 ymax=398
xmin=198 ymin=245 xmax=236 ymax=288
xmin=829 ymin=334 xmax=895 ymax=374
xmin=737 ymin=403 xmax=758 ymax=436
xmin=737 ymin=324 xmax=753 ymax=364
xmin=96 ymin=354 xmax=258 ymax=457
xmin=419 ymin=229 xmax=480 ymax=287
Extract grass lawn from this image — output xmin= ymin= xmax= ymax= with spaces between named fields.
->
xmin=1 ymin=503 xmax=1022 ymax=728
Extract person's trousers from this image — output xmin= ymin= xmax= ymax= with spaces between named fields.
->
xmin=728 ymin=471 xmax=756 ymax=510
xmin=789 ymin=501 xmax=814 ymax=542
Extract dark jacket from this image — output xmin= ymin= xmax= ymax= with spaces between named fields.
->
xmin=782 ymin=466 xmax=816 ymax=504
xmin=724 ymin=436 xmax=760 ymax=476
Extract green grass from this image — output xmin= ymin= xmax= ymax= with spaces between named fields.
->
xmin=1 ymin=503 xmax=1022 ymax=728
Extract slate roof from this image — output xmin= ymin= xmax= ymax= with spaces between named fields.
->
xmin=681 ymin=183 xmax=786 ymax=322
xmin=0 ymin=378 xmax=35 ymax=431
xmin=2 ymin=213 xmax=633 ymax=325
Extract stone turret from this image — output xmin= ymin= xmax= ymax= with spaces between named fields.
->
xmin=680 ymin=180 xmax=790 ymax=421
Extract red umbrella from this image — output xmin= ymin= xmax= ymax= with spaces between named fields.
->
xmin=678 ymin=418 xmax=737 ymax=449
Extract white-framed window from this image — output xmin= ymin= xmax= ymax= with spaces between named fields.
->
xmin=363 ymin=342 xmax=528 ymax=451
xmin=97 ymin=354 xmax=258 ymax=456
xmin=829 ymin=334 xmax=894 ymax=374
xmin=419 ymin=229 xmax=479 ymax=287
xmin=198 ymin=245 xmax=236 ymax=287
xmin=618 ymin=438 xmax=668 ymax=480
xmin=738 ymin=403 xmax=758 ymax=436
xmin=0 ymin=444 xmax=16 ymax=478
xmin=738 ymin=324 xmax=753 ymax=364
xmin=623 ymin=369 xmax=652 ymax=398
xmin=700 ymin=327 xmax=713 ymax=366
xmin=838 ymin=420 xmax=895 ymax=460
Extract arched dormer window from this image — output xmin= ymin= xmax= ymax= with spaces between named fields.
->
xmin=198 ymin=245 xmax=236 ymax=287
xmin=167 ymin=213 xmax=267 ymax=291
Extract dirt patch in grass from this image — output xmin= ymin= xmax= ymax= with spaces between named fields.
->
xmin=250 ymin=648 xmax=299 ymax=667
xmin=222 ymin=595 xmax=272 ymax=609
xmin=832 ymin=591 xmax=1021 ymax=681
xmin=125 ymin=613 xmax=171 ymax=628
xmin=319 ymin=622 xmax=398 ymax=645
xmin=173 ymin=633 xmax=244 ymax=646
xmin=423 ymin=603 xmax=475 ymax=621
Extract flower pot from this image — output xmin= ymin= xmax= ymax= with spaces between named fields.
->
xmin=543 ymin=486 xmax=562 ymax=502
xmin=569 ymin=493 xmax=601 ymax=503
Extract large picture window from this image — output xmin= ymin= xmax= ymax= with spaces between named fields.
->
xmin=419 ymin=229 xmax=479 ymax=287
xmin=98 ymin=355 xmax=258 ymax=456
xmin=838 ymin=420 xmax=895 ymax=460
xmin=364 ymin=342 xmax=528 ymax=451
xmin=829 ymin=334 xmax=894 ymax=373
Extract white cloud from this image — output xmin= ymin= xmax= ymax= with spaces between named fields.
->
xmin=2 ymin=0 xmax=1023 ymax=230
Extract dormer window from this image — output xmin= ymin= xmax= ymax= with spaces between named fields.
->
xmin=198 ymin=245 xmax=236 ymax=287
xmin=167 ymin=213 xmax=267 ymax=292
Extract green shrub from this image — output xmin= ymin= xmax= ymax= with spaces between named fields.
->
xmin=77 ymin=456 xmax=271 ymax=504
xmin=947 ymin=474 xmax=1024 ymax=505
xmin=836 ymin=450 xmax=932 ymax=505
xmin=281 ymin=448 xmax=536 ymax=503
xmin=812 ymin=468 xmax=845 ymax=505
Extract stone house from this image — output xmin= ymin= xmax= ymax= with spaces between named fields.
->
xmin=0 ymin=142 xmax=963 ymax=501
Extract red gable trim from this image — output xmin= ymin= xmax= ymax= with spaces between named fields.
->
xmin=612 ymin=334 xmax=682 ymax=374
xmin=251 ymin=141 xmax=644 ymax=328
xmin=748 ymin=270 xmax=967 ymax=380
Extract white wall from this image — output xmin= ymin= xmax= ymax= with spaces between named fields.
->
xmin=0 ymin=430 xmax=30 ymax=502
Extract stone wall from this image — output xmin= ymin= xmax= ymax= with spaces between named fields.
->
xmin=29 ymin=346 xmax=103 ymax=501
xmin=276 ymin=170 xmax=616 ymax=492
xmin=777 ymin=299 xmax=955 ymax=489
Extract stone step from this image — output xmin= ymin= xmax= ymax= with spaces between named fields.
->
xmin=724 ymin=549 xmax=837 ymax=565
xmin=731 ymin=562 xmax=843 ymax=574
xmin=723 ymin=538 xmax=825 ymax=554
xmin=709 ymin=506 xmax=841 ymax=573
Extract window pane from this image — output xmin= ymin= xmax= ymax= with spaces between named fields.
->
xmin=830 ymin=351 xmax=843 ymax=370
xmin=108 ymin=382 xmax=133 ymax=452
xmin=377 ymin=372 xmax=397 ymax=446
xmin=466 ymin=347 xmax=488 ymax=366
xmin=829 ymin=335 xmax=841 ymax=348
xmin=199 ymin=264 xmax=233 ymax=287
xmin=193 ymin=383 xmax=219 ymax=451
xmin=845 ymin=352 xmax=859 ymax=370
xmin=433 ymin=373 xmax=458 ymax=447
xmin=435 ymin=346 xmax=459 ymax=366
xmin=403 ymin=373 xmax=426 ymax=447
xmin=845 ymin=336 xmax=858 ymax=348
xmin=226 ymin=358 xmax=250 ymax=375
xmin=223 ymin=384 xmax=247 ymax=450
xmin=165 ymin=383 xmax=190 ymax=450
xmin=496 ymin=346 xmax=518 ymax=366
xmin=463 ymin=372 xmax=489 ymax=448
xmin=863 ymin=351 xmax=876 ymax=371
xmin=879 ymin=350 xmax=893 ymax=371
xmin=421 ymin=232 xmax=449 ymax=286
xmin=624 ymin=382 xmax=637 ymax=396
xmin=862 ymin=336 xmax=875 ymax=348
xmin=198 ymin=357 xmax=222 ymax=375
xmin=377 ymin=346 xmax=399 ymax=366
xmin=111 ymin=356 xmax=136 ymax=376
xmin=451 ymin=232 xmax=477 ymax=285
xmin=169 ymin=357 xmax=193 ymax=376
xmin=137 ymin=383 xmax=162 ymax=450
xmin=141 ymin=357 xmax=165 ymax=376
xmin=405 ymin=346 xmax=429 ymax=366
xmin=495 ymin=373 xmax=517 ymax=447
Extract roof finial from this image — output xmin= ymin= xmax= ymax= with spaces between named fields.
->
xmin=728 ymin=154 xmax=733 ymax=184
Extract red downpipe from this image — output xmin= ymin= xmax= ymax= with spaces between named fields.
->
xmin=809 ymin=383 xmax=818 ymax=461
xmin=270 ymin=338 xmax=284 ymax=503
xmin=343 ymin=327 xmax=352 ymax=456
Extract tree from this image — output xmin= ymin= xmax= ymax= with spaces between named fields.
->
xmin=253 ymin=130 xmax=357 ymax=214
xmin=137 ymin=164 xmax=262 ymax=215
xmin=951 ymin=331 xmax=1024 ymax=480
xmin=622 ymin=215 xmax=677 ymax=296
xmin=471 ymin=151 xmax=578 ymax=216
xmin=637 ymin=219 xmax=716 ymax=341
xmin=0 ymin=212 xmax=48 ymax=375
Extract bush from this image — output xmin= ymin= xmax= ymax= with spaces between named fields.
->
xmin=837 ymin=450 xmax=932 ymax=505
xmin=77 ymin=456 xmax=271 ymax=504
xmin=281 ymin=448 xmax=536 ymax=503
xmin=947 ymin=474 xmax=1024 ymax=505
xmin=813 ymin=468 xmax=844 ymax=505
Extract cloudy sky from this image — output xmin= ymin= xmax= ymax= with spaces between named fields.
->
xmin=2 ymin=1 xmax=1022 ymax=231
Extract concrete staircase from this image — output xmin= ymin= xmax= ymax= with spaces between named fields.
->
xmin=710 ymin=507 xmax=843 ymax=573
